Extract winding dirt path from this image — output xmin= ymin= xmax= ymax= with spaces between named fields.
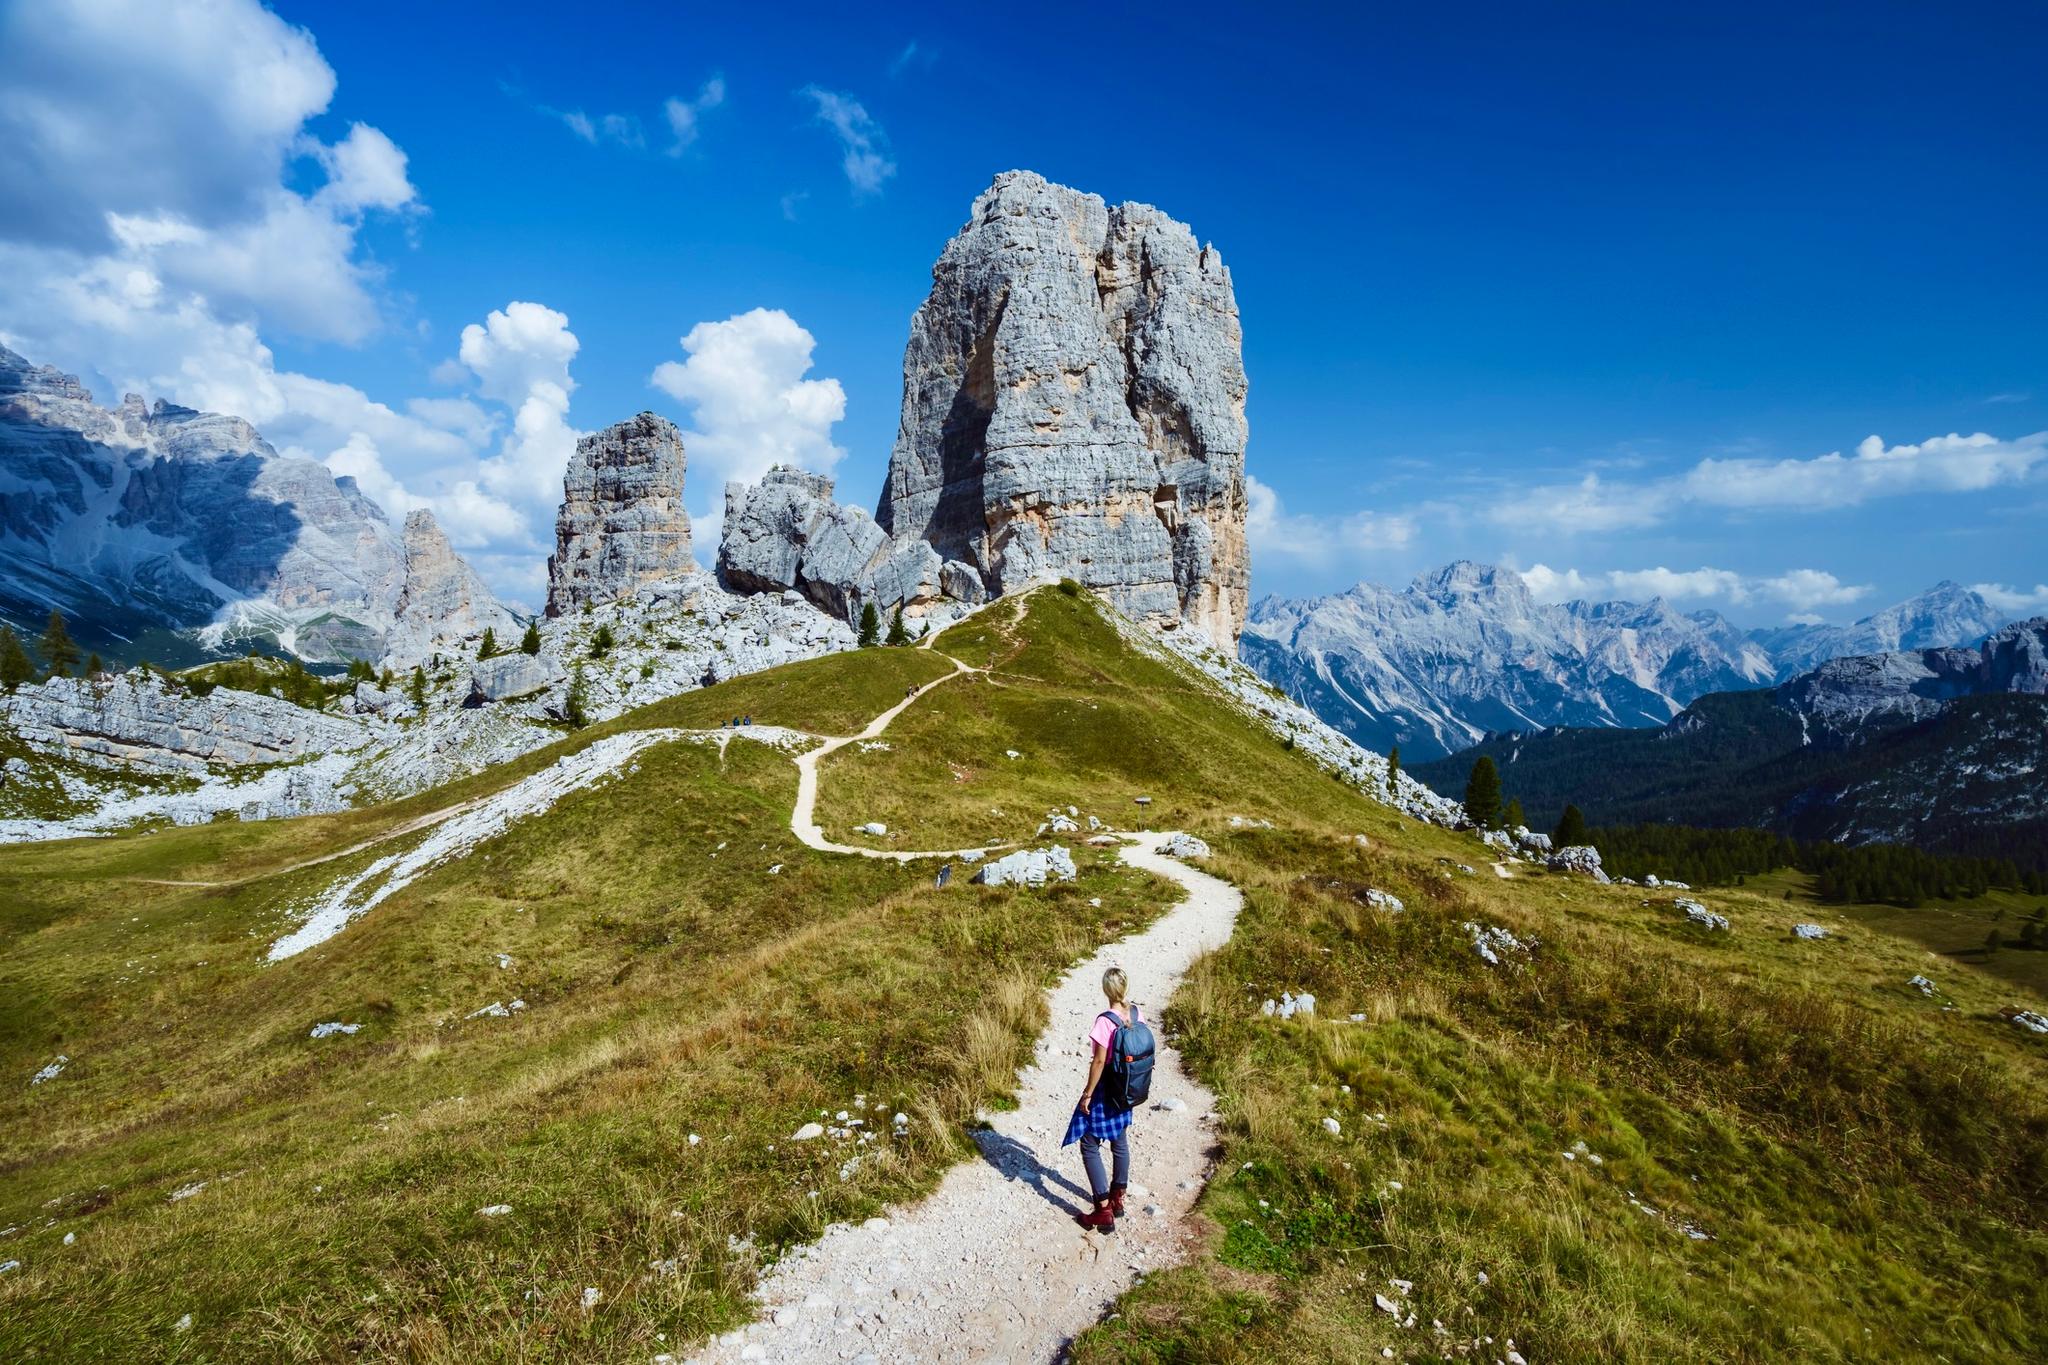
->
xmin=696 ymin=835 xmax=1241 ymax=1365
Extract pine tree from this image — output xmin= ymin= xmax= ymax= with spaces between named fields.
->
xmin=0 ymin=626 xmax=33 ymax=692
xmin=520 ymin=620 xmax=542 ymax=655
xmin=479 ymin=627 xmax=497 ymax=659
xmin=85 ymin=652 xmax=104 ymax=678
xmin=1385 ymin=745 xmax=1401 ymax=794
xmin=1503 ymin=797 xmax=1526 ymax=832
xmin=1463 ymin=755 xmax=1503 ymax=829
xmin=1553 ymin=803 xmax=1588 ymax=848
xmin=589 ymin=623 xmax=614 ymax=658
xmin=857 ymin=602 xmax=880 ymax=648
xmin=408 ymin=664 xmax=427 ymax=709
xmin=38 ymin=609 xmax=80 ymax=678
xmin=564 ymin=664 xmax=589 ymax=728
xmin=885 ymin=604 xmax=910 ymax=646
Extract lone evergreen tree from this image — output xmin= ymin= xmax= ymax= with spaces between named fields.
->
xmin=0 ymin=626 xmax=33 ymax=692
xmin=1386 ymin=745 xmax=1401 ymax=794
xmin=408 ymin=664 xmax=427 ymax=709
xmin=479 ymin=627 xmax=497 ymax=659
xmin=857 ymin=602 xmax=880 ymax=647
xmin=564 ymin=664 xmax=589 ymax=728
xmin=1553 ymin=803 xmax=1588 ymax=848
xmin=520 ymin=620 xmax=541 ymax=655
xmin=589 ymin=623 xmax=614 ymax=658
xmin=1503 ymin=797 xmax=1526 ymax=832
xmin=1463 ymin=755 xmax=1503 ymax=829
xmin=38 ymin=609 xmax=80 ymax=678
xmin=85 ymin=652 xmax=104 ymax=678
xmin=885 ymin=604 xmax=909 ymax=646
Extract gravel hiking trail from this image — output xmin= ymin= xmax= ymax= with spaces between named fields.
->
xmin=694 ymin=834 xmax=1241 ymax=1365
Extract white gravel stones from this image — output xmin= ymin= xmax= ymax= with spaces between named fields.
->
xmin=308 ymin=1023 xmax=360 ymax=1039
xmin=477 ymin=1205 xmax=512 ymax=1217
xmin=1793 ymin=923 xmax=1829 ymax=940
xmin=1156 ymin=832 xmax=1211 ymax=859
xmin=970 ymin=845 xmax=1076 ymax=886
xmin=1463 ymin=922 xmax=1532 ymax=966
xmin=1261 ymin=990 xmax=1316 ymax=1019
xmin=580 ymin=1286 xmax=602 ymax=1310
xmin=29 ymin=1055 xmax=68 ymax=1085
xmin=1674 ymin=899 xmax=1730 ymax=931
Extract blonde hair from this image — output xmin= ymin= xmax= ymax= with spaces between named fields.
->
xmin=1101 ymin=967 xmax=1128 ymax=1006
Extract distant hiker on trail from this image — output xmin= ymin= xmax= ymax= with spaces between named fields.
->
xmin=1063 ymin=966 xmax=1155 ymax=1233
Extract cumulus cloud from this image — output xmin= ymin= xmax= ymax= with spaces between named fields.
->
xmin=801 ymin=87 xmax=896 ymax=194
xmin=1246 ymin=474 xmax=1417 ymax=570
xmin=1496 ymin=431 xmax=2048 ymax=535
xmin=663 ymin=76 xmax=726 ymax=154
xmin=1518 ymin=563 xmax=1871 ymax=613
xmin=1971 ymin=582 xmax=2048 ymax=615
xmin=459 ymin=302 xmax=582 ymax=507
xmin=650 ymin=308 xmax=846 ymax=491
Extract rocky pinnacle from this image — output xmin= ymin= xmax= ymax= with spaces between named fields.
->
xmin=547 ymin=412 xmax=694 ymax=617
xmin=876 ymin=171 xmax=1250 ymax=649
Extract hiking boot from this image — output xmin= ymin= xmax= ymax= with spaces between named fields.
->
xmin=1107 ymin=1184 xmax=1127 ymax=1217
xmin=1075 ymin=1201 xmax=1117 ymax=1234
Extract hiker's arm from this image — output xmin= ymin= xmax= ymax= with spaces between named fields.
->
xmin=1079 ymin=1043 xmax=1107 ymax=1110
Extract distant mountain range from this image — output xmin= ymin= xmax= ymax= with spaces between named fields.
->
xmin=1241 ymin=561 xmax=2011 ymax=762
xmin=1412 ymin=617 xmax=2048 ymax=869
xmin=0 ymin=343 xmax=512 ymax=668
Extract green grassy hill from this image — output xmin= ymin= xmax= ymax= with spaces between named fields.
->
xmin=4 ymin=588 xmax=2044 ymax=1362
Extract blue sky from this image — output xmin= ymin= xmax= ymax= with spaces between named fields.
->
xmin=2 ymin=0 xmax=2044 ymax=620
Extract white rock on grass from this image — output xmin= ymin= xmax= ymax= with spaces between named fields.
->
xmin=1322 ymin=1116 xmax=1341 ymax=1136
xmin=2006 ymin=1009 xmax=2048 ymax=1035
xmin=1546 ymin=844 xmax=1610 ymax=882
xmin=1792 ymin=923 xmax=1829 ymax=940
xmin=791 ymin=1123 xmax=826 ymax=1141
xmin=308 ymin=1022 xmax=360 ymax=1039
xmin=580 ymin=1286 xmax=602 ymax=1309
xmin=1674 ymin=898 xmax=1730 ymax=931
xmin=971 ymin=845 xmax=1077 ymax=886
xmin=1156 ymin=832 xmax=1210 ymax=859
xmin=1261 ymin=991 xmax=1316 ymax=1019
xmin=1365 ymin=888 xmax=1404 ymax=913
xmin=477 ymin=1204 xmax=513 ymax=1217
xmin=1463 ymin=922 xmax=1531 ymax=966
xmin=856 ymin=822 xmax=888 ymax=836
xmin=1908 ymin=974 xmax=1937 ymax=996
xmin=29 ymin=1055 xmax=68 ymax=1085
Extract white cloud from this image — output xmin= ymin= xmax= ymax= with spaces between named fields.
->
xmin=1518 ymin=563 xmax=1871 ymax=612
xmin=888 ymin=42 xmax=936 ymax=78
xmin=663 ymin=76 xmax=726 ymax=154
xmin=1246 ymin=474 xmax=1416 ymax=570
xmin=308 ymin=122 xmax=417 ymax=214
xmin=649 ymin=308 xmax=846 ymax=492
xmin=1970 ymin=582 xmax=2048 ymax=615
xmin=801 ymin=87 xmax=896 ymax=194
xmin=1785 ymin=612 xmax=1825 ymax=626
xmin=460 ymin=302 xmax=582 ymax=507
xmin=1499 ymin=430 xmax=2048 ymax=535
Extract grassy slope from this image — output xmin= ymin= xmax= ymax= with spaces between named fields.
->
xmin=5 ymin=590 xmax=2045 ymax=1362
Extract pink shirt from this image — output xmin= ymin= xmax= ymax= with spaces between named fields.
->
xmin=1089 ymin=1004 xmax=1140 ymax=1051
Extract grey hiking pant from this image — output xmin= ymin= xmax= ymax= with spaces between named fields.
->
xmin=1080 ymin=1130 xmax=1130 ymax=1201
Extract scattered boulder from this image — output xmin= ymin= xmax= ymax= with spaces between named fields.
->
xmin=308 ymin=1022 xmax=360 ymax=1039
xmin=1908 ymin=974 xmax=1938 ymax=996
xmin=971 ymin=846 xmax=1077 ymax=886
xmin=1674 ymin=898 xmax=1730 ymax=931
xmin=791 ymin=1123 xmax=826 ymax=1141
xmin=1365 ymin=888 xmax=1404 ymax=913
xmin=719 ymin=466 xmax=945 ymax=621
xmin=1546 ymin=844 xmax=1610 ymax=883
xmin=1792 ymin=923 xmax=1829 ymax=940
xmin=1261 ymin=991 xmax=1316 ymax=1019
xmin=1463 ymin=921 xmax=1532 ymax=966
xmin=468 ymin=652 xmax=565 ymax=704
xmin=1156 ymin=832 xmax=1210 ymax=859
xmin=2000 ymin=1007 xmax=2048 ymax=1035
xmin=1512 ymin=827 xmax=1552 ymax=855
xmin=856 ymin=822 xmax=888 ymax=836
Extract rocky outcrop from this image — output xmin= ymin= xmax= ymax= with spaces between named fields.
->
xmin=0 ymin=672 xmax=367 ymax=774
xmin=547 ymin=413 xmax=693 ymax=616
xmin=1779 ymin=616 xmax=2048 ymax=736
xmin=467 ymin=651 xmax=565 ymax=704
xmin=0 ymin=344 xmax=508 ymax=666
xmin=718 ymin=467 xmax=949 ymax=620
xmin=877 ymin=171 xmax=1249 ymax=649
xmin=385 ymin=510 xmax=521 ymax=667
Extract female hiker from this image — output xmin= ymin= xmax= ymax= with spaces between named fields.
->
xmin=1063 ymin=966 xmax=1149 ymax=1232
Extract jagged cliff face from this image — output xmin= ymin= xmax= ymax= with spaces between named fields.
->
xmin=719 ymin=466 xmax=952 ymax=621
xmin=0 ymin=343 xmax=443 ymax=664
xmin=547 ymin=412 xmax=693 ymax=617
xmin=386 ymin=509 xmax=521 ymax=666
xmin=877 ymin=171 xmax=1249 ymax=649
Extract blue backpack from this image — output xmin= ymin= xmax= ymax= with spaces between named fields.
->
xmin=1098 ymin=1008 xmax=1156 ymax=1111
